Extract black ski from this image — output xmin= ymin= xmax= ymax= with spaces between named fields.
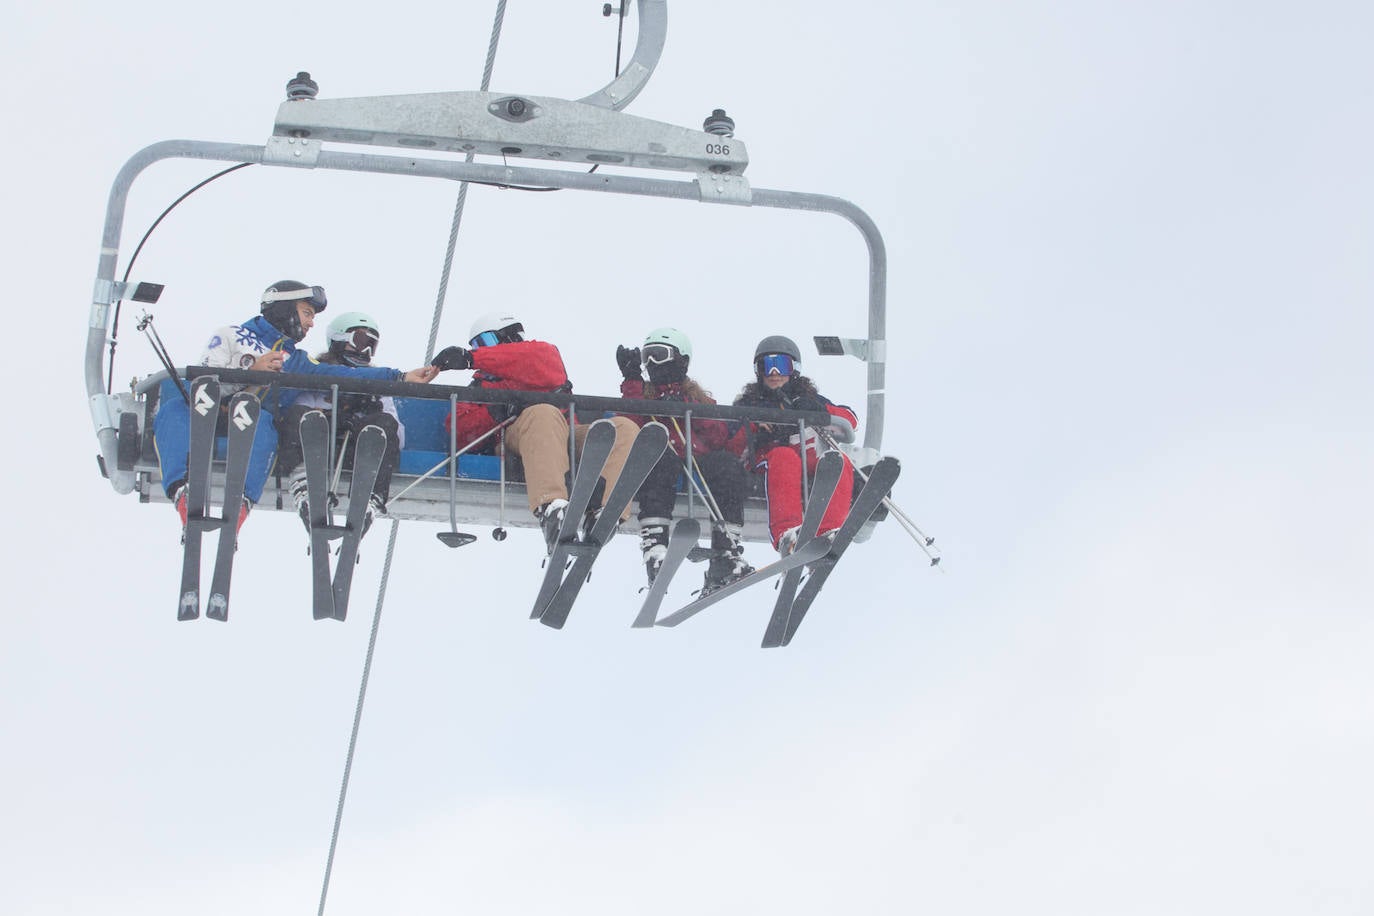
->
xmin=205 ymin=391 xmax=260 ymax=621
xmin=299 ymin=410 xmax=340 ymax=620
xmin=631 ymin=517 xmax=701 ymax=628
xmin=775 ymin=456 xmax=902 ymax=647
xmin=528 ymin=418 xmax=620 ymax=619
xmin=758 ymin=451 xmax=847 ymax=648
xmin=330 ymin=424 xmax=388 ymax=622
xmin=539 ymin=422 xmax=670 ymax=629
xmin=654 ymin=536 xmax=831 ymax=628
xmin=178 ymin=375 xmax=220 ymax=621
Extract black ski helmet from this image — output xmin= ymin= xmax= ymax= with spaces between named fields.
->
xmin=260 ymin=280 xmax=327 ymax=342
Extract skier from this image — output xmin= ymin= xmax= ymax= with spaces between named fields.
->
xmin=731 ymin=335 xmax=859 ymax=553
xmin=432 ymin=311 xmax=638 ymax=551
xmin=152 ymin=281 xmax=439 ymax=535
xmin=616 ymin=328 xmax=754 ymax=594
xmin=273 ymin=311 xmax=409 ymax=535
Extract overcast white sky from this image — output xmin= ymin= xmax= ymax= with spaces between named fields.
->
xmin=2 ymin=1 xmax=1372 ymax=914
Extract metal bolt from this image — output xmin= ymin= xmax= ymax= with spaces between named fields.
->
xmin=285 ymin=71 xmax=319 ymax=102
xmin=703 ymin=108 xmax=735 ymax=137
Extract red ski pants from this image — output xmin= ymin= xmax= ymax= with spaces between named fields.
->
xmin=757 ymin=445 xmax=853 ymax=549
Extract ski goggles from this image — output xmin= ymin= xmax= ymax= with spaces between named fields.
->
xmin=261 ymin=284 xmax=327 ymax=310
xmin=469 ymin=324 xmax=524 ymax=348
xmin=757 ymin=353 xmax=795 ymax=376
xmin=343 ymin=327 xmax=380 ymax=359
xmin=642 ymin=343 xmax=680 ymax=364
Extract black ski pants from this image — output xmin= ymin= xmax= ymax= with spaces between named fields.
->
xmin=636 ymin=447 xmax=747 ymax=524
xmin=274 ymin=404 xmax=402 ymax=501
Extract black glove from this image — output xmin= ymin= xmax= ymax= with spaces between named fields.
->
xmin=616 ymin=345 xmax=643 ymax=381
xmin=432 ymin=346 xmax=473 ymax=371
xmin=786 ymin=395 xmax=827 ymax=414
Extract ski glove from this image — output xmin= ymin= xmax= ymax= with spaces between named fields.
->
xmin=786 ymin=395 xmax=827 ymax=415
xmin=616 ymin=345 xmax=643 ymax=380
xmin=432 ymin=346 xmax=473 ymax=371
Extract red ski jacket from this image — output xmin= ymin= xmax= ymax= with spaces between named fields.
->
xmin=619 ymin=378 xmax=730 ymax=458
xmin=444 ymin=340 xmax=570 ymax=450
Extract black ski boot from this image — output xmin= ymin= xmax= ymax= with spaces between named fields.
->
xmin=701 ymin=521 xmax=754 ymax=596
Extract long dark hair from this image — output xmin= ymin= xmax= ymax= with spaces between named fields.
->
xmin=735 ymin=373 xmax=819 ymax=406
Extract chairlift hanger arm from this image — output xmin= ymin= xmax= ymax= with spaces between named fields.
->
xmin=580 ymin=0 xmax=667 ymax=111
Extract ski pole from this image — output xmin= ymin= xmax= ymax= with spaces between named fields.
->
xmin=330 ymin=429 xmax=352 ymax=494
xmin=815 ymin=428 xmax=941 ymax=563
xmin=136 ymin=313 xmax=192 ymax=406
xmin=669 ymin=417 xmax=725 ymax=524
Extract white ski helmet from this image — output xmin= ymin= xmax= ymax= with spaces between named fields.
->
xmin=327 ymin=311 xmax=381 ymax=366
xmin=642 ymin=327 xmax=691 ymax=384
xmin=469 ymin=311 xmax=525 ymax=347
xmin=642 ymin=327 xmax=693 ymax=361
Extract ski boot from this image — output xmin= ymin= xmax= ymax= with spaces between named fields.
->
xmin=536 ymin=498 xmax=569 ymax=555
xmin=639 ymin=517 xmax=671 ymax=585
xmin=701 ymin=521 xmax=755 ymax=596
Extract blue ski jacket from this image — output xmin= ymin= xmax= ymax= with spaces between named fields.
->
xmin=154 ymin=314 xmax=407 ymax=503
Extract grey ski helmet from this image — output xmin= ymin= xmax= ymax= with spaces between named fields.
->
xmin=753 ymin=335 xmax=801 ymax=362
xmin=754 ymin=334 xmax=802 ymax=380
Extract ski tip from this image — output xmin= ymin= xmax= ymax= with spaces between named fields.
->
xmin=178 ymin=592 xmax=200 ymax=621
xmin=206 ymin=598 xmax=228 ymax=622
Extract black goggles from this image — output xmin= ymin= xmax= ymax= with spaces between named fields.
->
xmin=262 ymin=285 xmax=328 ymax=310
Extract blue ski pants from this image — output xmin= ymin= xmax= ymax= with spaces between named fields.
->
xmin=153 ymin=379 xmax=279 ymax=504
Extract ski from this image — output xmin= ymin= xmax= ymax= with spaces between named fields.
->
xmin=528 ymin=418 xmax=620 ymax=619
xmin=655 ymin=536 xmax=831 ymax=628
xmin=538 ymin=422 xmax=670 ymax=629
xmin=758 ymin=451 xmax=846 ymax=648
xmin=776 ymin=456 xmax=902 ymax=647
xmin=631 ymin=517 xmax=701 ymax=628
xmin=300 ymin=409 xmax=340 ymax=621
xmin=329 ymin=424 xmax=388 ymax=622
xmin=178 ymin=375 xmax=220 ymax=621
xmin=205 ymin=391 xmax=260 ymax=621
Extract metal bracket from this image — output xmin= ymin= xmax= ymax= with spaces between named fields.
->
xmin=272 ymin=91 xmax=747 ymax=175
xmin=89 ymin=393 xmax=122 ymax=434
xmin=814 ymin=336 xmax=884 ymax=362
xmin=698 ymin=172 xmax=752 ymax=205
xmin=263 ymin=135 xmax=322 ymax=167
